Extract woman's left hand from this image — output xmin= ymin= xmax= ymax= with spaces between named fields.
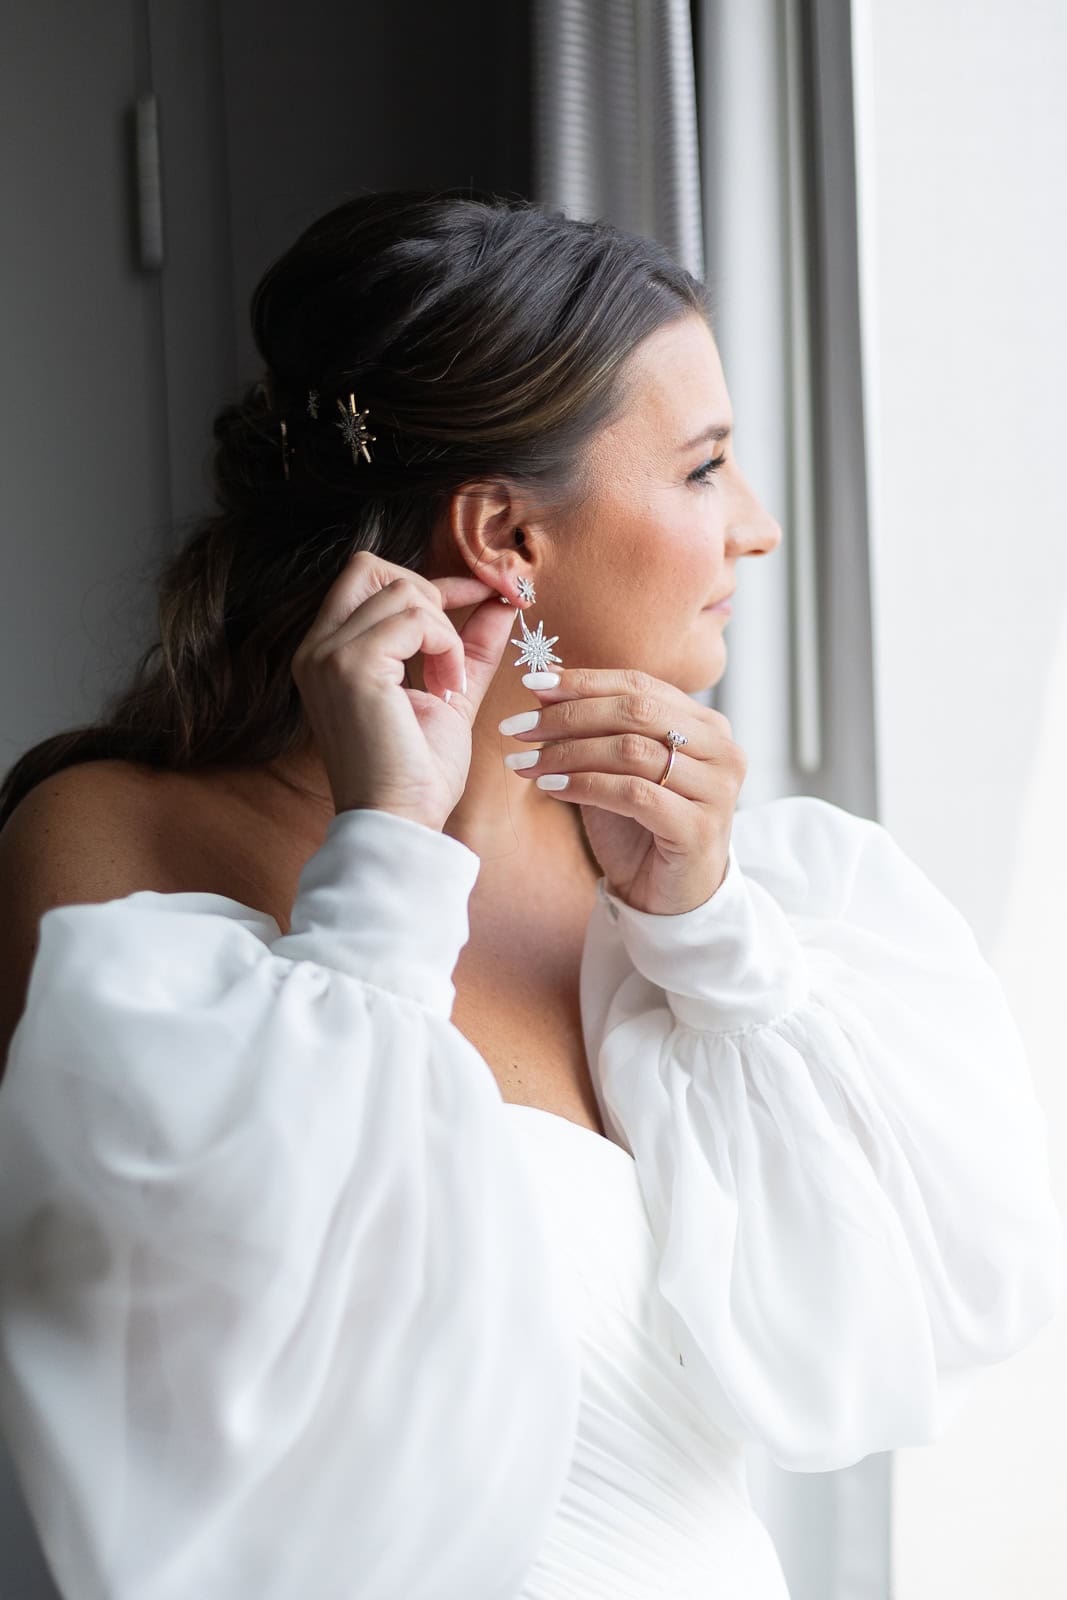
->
xmin=501 ymin=667 xmax=747 ymax=916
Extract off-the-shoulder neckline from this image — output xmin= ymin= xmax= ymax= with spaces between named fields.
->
xmin=501 ymin=1101 xmax=636 ymax=1164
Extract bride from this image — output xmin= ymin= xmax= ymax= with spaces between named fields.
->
xmin=0 ymin=188 xmax=1059 ymax=1600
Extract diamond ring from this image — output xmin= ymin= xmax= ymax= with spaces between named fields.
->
xmin=658 ymin=728 xmax=689 ymax=788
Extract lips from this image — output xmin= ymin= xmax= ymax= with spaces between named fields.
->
xmin=706 ymin=589 xmax=735 ymax=608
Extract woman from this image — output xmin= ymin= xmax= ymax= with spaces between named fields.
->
xmin=0 ymin=189 xmax=1059 ymax=1600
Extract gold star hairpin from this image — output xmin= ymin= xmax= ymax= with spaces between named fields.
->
xmin=335 ymin=393 xmax=376 ymax=465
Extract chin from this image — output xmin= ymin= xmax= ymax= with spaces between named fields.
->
xmin=670 ymin=640 xmax=726 ymax=697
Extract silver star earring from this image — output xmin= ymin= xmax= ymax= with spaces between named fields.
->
xmin=498 ymin=574 xmax=538 ymax=605
xmin=511 ymin=606 xmax=562 ymax=673
xmin=497 ymin=534 xmax=562 ymax=671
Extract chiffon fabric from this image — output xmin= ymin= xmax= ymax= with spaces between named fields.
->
xmin=0 ymin=796 xmax=1059 ymax=1600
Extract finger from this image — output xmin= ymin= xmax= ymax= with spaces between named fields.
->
xmin=446 ymin=595 xmax=535 ymax=716
xmin=504 ymin=693 xmax=729 ymax=765
xmin=346 ymin=604 xmax=468 ymax=696
xmin=505 ymin=732 xmax=715 ymax=800
xmin=431 ymin=574 xmax=500 ymax=612
xmin=528 ymin=766 xmax=700 ymax=847
xmin=301 ymin=549 xmax=492 ymax=651
xmin=317 ymin=577 xmax=458 ymax=664
xmin=522 ymin=665 xmax=734 ymax=739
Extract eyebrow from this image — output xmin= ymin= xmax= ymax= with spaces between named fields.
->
xmin=678 ymin=422 xmax=733 ymax=452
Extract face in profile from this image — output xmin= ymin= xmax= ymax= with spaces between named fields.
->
xmin=536 ymin=312 xmax=784 ymax=695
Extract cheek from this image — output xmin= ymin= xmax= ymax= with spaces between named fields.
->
xmin=643 ymin=508 xmax=719 ymax=600
xmin=572 ymin=505 xmax=651 ymax=595
xmin=559 ymin=495 xmax=715 ymax=628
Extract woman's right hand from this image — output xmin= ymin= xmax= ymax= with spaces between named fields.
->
xmin=290 ymin=550 xmax=523 ymax=833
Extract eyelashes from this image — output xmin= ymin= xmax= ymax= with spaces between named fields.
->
xmin=689 ymin=452 xmax=728 ymax=486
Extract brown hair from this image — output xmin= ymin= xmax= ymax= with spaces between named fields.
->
xmin=0 ymin=186 xmax=711 ymax=831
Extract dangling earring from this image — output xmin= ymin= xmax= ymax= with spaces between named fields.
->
xmin=511 ymin=607 xmax=562 ymax=672
xmin=508 ymin=578 xmax=563 ymax=673
xmin=502 ymin=530 xmax=563 ymax=671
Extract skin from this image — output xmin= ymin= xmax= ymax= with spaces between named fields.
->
xmin=0 ymin=315 xmax=781 ymax=1130
xmin=32 ymin=310 xmax=783 ymax=1134
xmin=273 ymin=311 xmax=783 ymax=893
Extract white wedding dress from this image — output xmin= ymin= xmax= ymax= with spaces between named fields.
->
xmin=0 ymin=796 xmax=1059 ymax=1600
xmin=502 ymin=1100 xmax=790 ymax=1598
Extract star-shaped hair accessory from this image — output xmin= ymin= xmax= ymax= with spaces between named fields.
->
xmin=511 ymin=610 xmax=562 ymax=673
xmin=335 ymin=393 xmax=376 ymax=464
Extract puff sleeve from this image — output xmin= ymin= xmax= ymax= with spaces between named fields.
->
xmin=0 ymin=807 xmax=581 ymax=1600
xmin=579 ymin=793 xmax=1062 ymax=1473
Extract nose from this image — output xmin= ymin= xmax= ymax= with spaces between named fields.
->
xmin=753 ymin=510 xmax=784 ymax=553
xmin=726 ymin=468 xmax=783 ymax=557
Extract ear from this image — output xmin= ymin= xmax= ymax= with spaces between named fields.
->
xmin=441 ymin=480 xmax=539 ymax=594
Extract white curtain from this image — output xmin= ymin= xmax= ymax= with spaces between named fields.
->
xmin=530 ymin=3 xmax=888 ymax=1597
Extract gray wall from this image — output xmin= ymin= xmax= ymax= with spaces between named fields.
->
xmin=219 ymin=0 xmax=533 ymax=381
xmin=1 ymin=2 xmax=531 ymax=1590
xmin=1 ymin=0 xmax=533 ymax=789
xmin=0 ymin=0 xmax=172 ymax=793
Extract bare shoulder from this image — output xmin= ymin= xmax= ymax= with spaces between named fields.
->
xmin=0 ymin=760 xmax=229 ymax=1081
xmin=0 ymin=757 xmax=328 ymax=1081
xmin=0 ymin=758 xmax=199 ymax=906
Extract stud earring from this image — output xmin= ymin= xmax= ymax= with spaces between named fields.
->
xmin=498 ymin=574 xmax=537 ymax=605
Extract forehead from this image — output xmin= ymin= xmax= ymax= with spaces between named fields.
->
xmin=613 ymin=314 xmax=730 ymax=442
xmin=585 ymin=312 xmax=735 ymax=473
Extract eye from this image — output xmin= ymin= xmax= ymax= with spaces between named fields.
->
xmin=688 ymin=452 xmax=727 ymax=487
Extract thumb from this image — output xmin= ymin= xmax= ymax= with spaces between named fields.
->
xmin=455 ymin=595 xmax=527 ymax=715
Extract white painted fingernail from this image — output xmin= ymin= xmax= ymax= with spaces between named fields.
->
xmin=522 ymin=671 xmax=560 ymax=689
xmin=504 ymin=749 xmax=540 ymax=770
xmin=443 ymin=689 xmax=452 ymax=705
xmin=461 ymin=665 xmax=468 ymax=694
xmin=536 ymin=773 xmax=569 ymax=790
xmin=499 ymin=709 xmax=541 ymax=735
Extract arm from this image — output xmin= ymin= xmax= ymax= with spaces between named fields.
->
xmin=0 ymin=805 xmax=580 ymax=1600
xmin=579 ymin=793 xmax=1062 ymax=1472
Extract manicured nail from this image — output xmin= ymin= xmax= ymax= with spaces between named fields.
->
xmin=443 ymin=689 xmax=452 ymax=706
xmin=504 ymin=750 xmax=540 ymax=770
xmin=536 ymin=773 xmax=569 ymax=790
xmin=522 ymin=671 xmax=560 ymax=690
xmin=499 ymin=709 xmax=541 ymax=736
xmin=461 ymin=665 xmax=468 ymax=695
